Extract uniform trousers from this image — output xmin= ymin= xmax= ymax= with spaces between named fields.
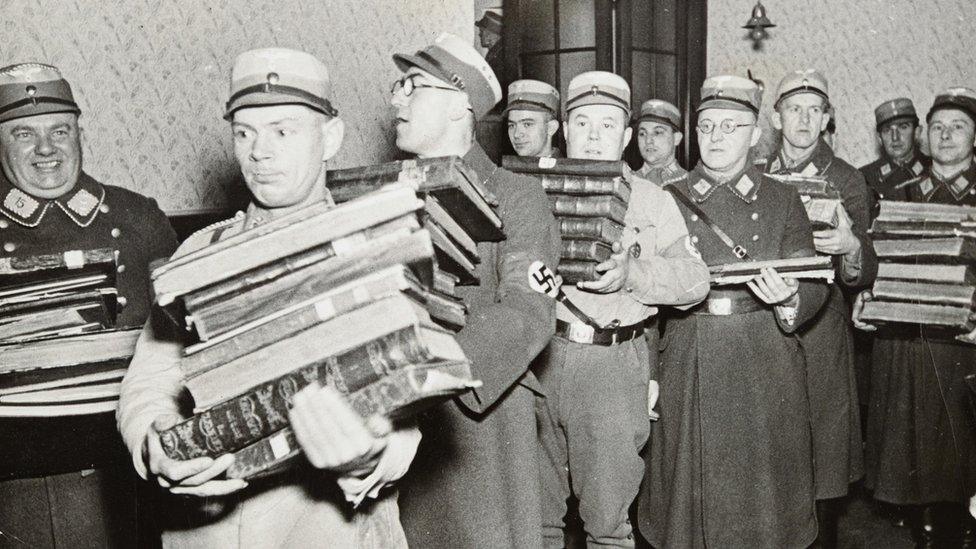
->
xmin=537 ymin=332 xmax=652 ymax=548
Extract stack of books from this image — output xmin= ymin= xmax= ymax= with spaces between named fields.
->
xmin=0 ymin=248 xmax=135 ymax=417
xmin=327 ymin=157 xmax=503 ymax=288
xmin=765 ymin=173 xmax=844 ymax=230
xmin=862 ymin=200 xmax=976 ymax=332
xmin=503 ymin=156 xmax=630 ymax=283
xmin=0 ymin=328 xmax=140 ymax=417
xmin=153 ymin=185 xmax=478 ymax=479
xmin=708 ymin=256 xmax=835 ymax=286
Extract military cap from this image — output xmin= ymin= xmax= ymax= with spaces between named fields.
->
xmin=475 ymin=11 xmax=503 ymax=35
xmin=774 ymin=69 xmax=829 ymax=107
xmin=697 ymin=75 xmax=761 ymax=114
xmin=875 ymin=97 xmax=918 ymax=129
xmin=504 ymin=79 xmax=559 ymax=117
xmin=927 ymin=87 xmax=976 ymax=123
xmin=223 ymin=48 xmax=337 ymax=121
xmin=393 ymin=32 xmax=502 ymax=120
xmin=0 ymin=63 xmax=81 ymax=124
xmin=565 ymin=71 xmax=631 ymax=117
xmin=637 ymin=99 xmax=681 ymax=130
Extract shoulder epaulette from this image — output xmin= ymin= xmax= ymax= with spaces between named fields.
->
xmin=186 ymin=211 xmax=245 ymax=241
xmin=662 ymin=173 xmax=688 ymax=187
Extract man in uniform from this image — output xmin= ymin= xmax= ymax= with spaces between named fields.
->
xmin=117 ymin=48 xmax=421 ymax=547
xmin=859 ymin=98 xmax=929 ymax=206
xmin=857 ymin=87 xmax=976 ymax=548
xmin=0 ymin=63 xmax=178 ymax=548
xmin=505 ymin=79 xmax=561 ymax=158
xmin=536 ymin=71 xmax=710 ymax=548
xmin=476 ymin=11 xmax=506 ymax=92
xmin=388 ymin=33 xmax=561 ymax=548
xmin=635 ymin=98 xmax=686 ymax=185
xmin=763 ymin=69 xmax=877 ymax=547
xmin=639 ymin=74 xmax=828 ymax=549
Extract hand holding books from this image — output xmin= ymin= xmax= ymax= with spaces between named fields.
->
xmin=746 ymin=267 xmax=800 ymax=307
xmin=146 ymin=413 xmax=248 ymax=497
xmin=813 ymin=204 xmax=859 ymax=256
xmin=851 ymin=290 xmax=877 ymax=333
xmin=575 ymin=240 xmax=632 ymax=294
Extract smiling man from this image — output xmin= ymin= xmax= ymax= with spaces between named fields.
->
xmin=0 ymin=63 xmax=178 ymax=548
xmin=536 ymin=70 xmax=709 ymax=548
xmin=635 ymin=98 xmax=686 ymax=185
xmin=859 ymin=87 xmax=976 ymax=547
xmin=639 ymin=74 xmax=828 ymax=549
xmin=761 ymin=69 xmax=877 ymax=548
xmin=504 ymin=79 xmax=561 ymax=158
xmin=116 ymin=48 xmax=421 ymax=547
xmin=388 ymin=33 xmax=561 ymax=549
xmin=859 ymin=98 xmax=929 ymax=205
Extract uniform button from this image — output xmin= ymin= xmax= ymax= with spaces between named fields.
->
xmin=3 ymin=242 xmax=15 ymax=253
xmin=752 ymin=234 xmax=759 ymax=241
xmin=0 ymin=220 xmax=8 ymax=229
xmin=118 ymin=296 xmax=128 ymax=307
xmin=100 ymin=204 xmax=110 ymax=213
xmin=117 ymin=264 xmax=126 ymax=273
xmin=879 ymin=193 xmax=886 ymax=199
xmin=751 ymin=212 xmax=759 ymax=220
xmin=690 ymin=214 xmax=699 ymax=221
xmin=111 ymin=228 xmax=121 ymax=238
xmin=691 ymin=236 xmax=699 ymax=244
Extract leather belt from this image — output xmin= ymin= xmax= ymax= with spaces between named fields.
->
xmin=693 ymin=296 xmax=765 ymax=316
xmin=556 ymin=319 xmax=645 ymax=346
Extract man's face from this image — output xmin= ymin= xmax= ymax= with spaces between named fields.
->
xmin=390 ymin=68 xmax=460 ymax=156
xmin=479 ymin=28 xmax=500 ymax=49
xmin=232 ymin=104 xmax=331 ymax=209
xmin=0 ymin=112 xmax=82 ymax=199
xmin=879 ymin=118 xmax=917 ymax=161
xmin=564 ymin=104 xmax=632 ymax=161
xmin=927 ymin=108 xmax=976 ymax=166
xmin=507 ymin=109 xmax=555 ymax=157
xmin=636 ymin=120 xmax=682 ymax=167
xmin=697 ymin=108 xmax=759 ymax=173
xmin=773 ymin=93 xmax=829 ymax=150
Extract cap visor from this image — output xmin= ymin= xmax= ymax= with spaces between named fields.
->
xmin=503 ymin=102 xmax=553 ymax=116
xmin=697 ymin=99 xmax=755 ymax=113
xmin=224 ymin=93 xmax=330 ymax=120
xmin=638 ymin=114 xmax=681 ymax=130
xmin=567 ymin=96 xmax=630 ymax=116
xmin=0 ymin=104 xmax=80 ymax=124
xmin=392 ymin=53 xmax=444 ymax=82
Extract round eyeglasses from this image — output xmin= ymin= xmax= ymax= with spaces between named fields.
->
xmin=697 ymin=119 xmax=754 ymax=135
xmin=390 ymin=74 xmax=459 ymax=96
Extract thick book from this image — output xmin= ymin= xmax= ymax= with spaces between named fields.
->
xmin=0 ymin=290 xmax=117 ymax=342
xmin=501 ymin=156 xmax=628 ymax=178
xmin=182 ymin=264 xmax=428 ymax=375
xmin=541 ymin=176 xmax=631 ymax=203
xmin=184 ymin=228 xmax=434 ymax=341
xmin=0 ymin=248 xmax=116 ymax=293
xmin=558 ymin=217 xmax=625 ymax=243
xmin=764 ymin=173 xmax=841 ymax=199
xmin=0 ymin=365 xmax=126 ymax=396
xmin=422 ymin=196 xmax=480 ymax=262
xmin=424 ymin=290 xmax=468 ymax=330
xmin=184 ymin=295 xmax=464 ymax=409
xmin=426 ymin=221 xmax=479 ymax=285
xmin=326 ymin=157 xmax=504 ymax=242
xmin=874 ymin=237 xmax=976 ymax=262
xmin=152 ymin=185 xmax=425 ymax=306
xmin=872 ymin=279 xmax=976 ymax=307
xmin=870 ymin=220 xmax=976 ymax=238
xmin=802 ymin=197 xmax=842 ymax=230
xmin=561 ymin=239 xmax=613 ymax=263
xmin=860 ymin=300 xmax=975 ymax=332
xmin=708 ymin=256 xmax=835 ymax=285
xmin=557 ymin=260 xmax=601 ymax=284
xmin=224 ymin=360 xmax=477 ymax=480
xmin=876 ymin=200 xmax=976 ymax=223
xmin=876 ymin=262 xmax=976 ymax=285
xmin=0 ymin=329 xmax=140 ymax=375
xmin=549 ymin=195 xmax=628 ymax=225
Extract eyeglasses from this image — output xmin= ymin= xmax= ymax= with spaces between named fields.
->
xmin=390 ymin=74 xmax=459 ymax=96
xmin=697 ymin=119 xmax=754 ymax=135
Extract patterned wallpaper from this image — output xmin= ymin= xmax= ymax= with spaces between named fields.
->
xmin=1 ymin=0 xmax=472 ymax=212
xmin=707 ymin=0 xmax=976 ymax=168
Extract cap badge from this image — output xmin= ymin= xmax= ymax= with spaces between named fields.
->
xmin=266 ymin=72 xmax=279 ymax=85
xmin=590 ymin=86 xmax=599 ymax=96
xmin=25 ymin=85 xmax=37 ymax=106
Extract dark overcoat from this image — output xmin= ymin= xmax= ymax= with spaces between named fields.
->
xmin=865 ymin=164 xmax=976 ymax=504
xmin=765 ymin=141 xmax=877 ymax=499
xmin=858 ymin=150 xmax=930 ymax=213
xmin=398 ymin=144 xmax=560 ymax=548
xmin=639 ymin=164 xmax=828 ymax=549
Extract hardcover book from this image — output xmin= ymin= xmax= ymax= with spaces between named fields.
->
xmin=708 ymin=256 xmax=835 ymax=285
xmin=872 ymin=279 xmax=976 ymax=307
xmin=876 ymin=262 xmax=975 ymax=285
xmin=874 ymin=237 xmax=976 ymax=262
xmin=548 ymin=195 xmax=628 ymax=225
xmin=501 ymin=156 xmax=628 ymax=178
xmin=561 ymin=239 xmax=613 ymax=263
xmin=558 ymin=217 xmax=625 ymax=244
xmin=860 ymin=300 xmax=975 ymax=332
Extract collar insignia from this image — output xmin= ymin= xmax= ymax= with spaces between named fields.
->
xmin=880 ymin=163 xmax=892 ymax=177
xmin=3 ymin=188 xmax=40 ymax=220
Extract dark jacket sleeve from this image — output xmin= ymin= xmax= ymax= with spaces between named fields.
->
xmin=835 ymin=169 xmax=878 ymax=288
xmin=455 ymin=173 xmax=559 ymax=414
xmin=778 ymin=188 xmax=830 ymax=333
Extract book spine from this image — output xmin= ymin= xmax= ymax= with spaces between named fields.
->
xmin=877 ymin=263 xmax=972 ymax=283
xmin=0 ymin=248 xmax=115 ymax=275
xmin=346 ymin=361 xmax=473 ymax=420
xmin=501 ymin=155 xmax=627 ymax=177
xmin=557 ymin=260 xmax=601 ymax=284
xmin=166 ymin=326 xmax=431 ymax=460
xmin=561 ymin=239 xmax=613 ymax=262
xmin=548 ymin=196 xmax=628 ymax=225
xmin=225 ymin=427 xmax=301 ymax=480
xmin=541 ymin=176 xmax=631 ymax=202
xmin=557 ymin=217 xmax=625 ymax=243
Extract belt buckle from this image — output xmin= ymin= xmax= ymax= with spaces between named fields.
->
xmin=567 ymin=322 xmax=595 ymax=344
xmin=732 ymin=245 xmax=748 ymax=259
xmin=707 ymin=297 xmax=732 ymax=315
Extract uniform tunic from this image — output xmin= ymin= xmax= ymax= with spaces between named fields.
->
xmin=116 ymin=194 xmax=412 ymax=548
xmin=765 ymin=141 xmax=877 ymax=499
xmin=859 ymin=150 xmax=929 ymax=210
xmin=638 ymin=164 xmax=828 ymax=549
xmin=865 ymin=164 xmax=976 ymax=505
xmin=398 ymin=144 xmax=560 ymax=549
xmin=0 ymin=171 xmax=178 ymax=548
xmin=537 ymin=173 xmax=709 ymax=547
xmin=637 ymin=158 xmax=687 ymax=187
